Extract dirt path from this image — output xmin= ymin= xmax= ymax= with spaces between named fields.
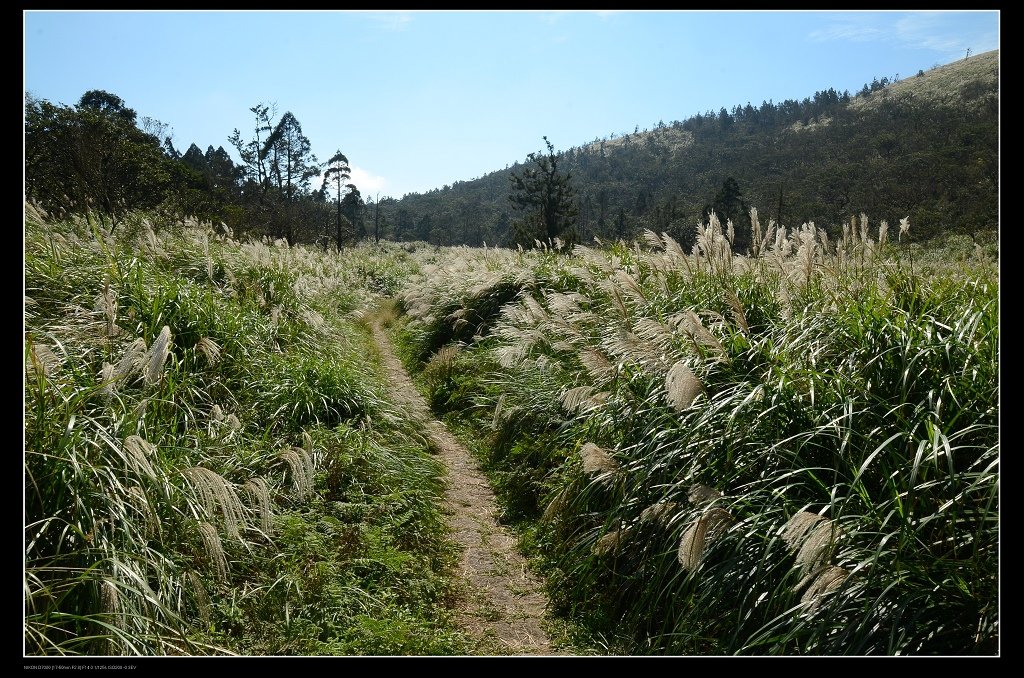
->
xmin=366 ymin=313 xmax=558 ymax=656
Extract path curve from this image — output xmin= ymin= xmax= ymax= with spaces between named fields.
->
xmin=367 ymin=313 xmax=556 ymax=656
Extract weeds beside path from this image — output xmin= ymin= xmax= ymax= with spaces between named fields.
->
xmin=365 ymin=307 xmax=558 ymax=656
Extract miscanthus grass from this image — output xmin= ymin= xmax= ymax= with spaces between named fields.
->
xmin=394 ymin=209 xmax=998 ymax=655
xmin=25 ymin=207 xmax=471 ymax=656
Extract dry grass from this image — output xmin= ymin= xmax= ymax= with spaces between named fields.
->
xmin=581 ymin=442 xmax=619 ymax=476
xmin=665 ymin=362 xmax=705 ymax=411
xmin=677 ymin=508 xmax=733 ymax=571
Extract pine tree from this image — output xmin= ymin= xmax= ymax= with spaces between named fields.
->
xmin=508 ymin=136 xmax=579 ymax=247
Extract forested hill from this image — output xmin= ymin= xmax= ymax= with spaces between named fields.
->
xmin=389 ymin=49 xmax=998 ymax=249
xmin=24 ymin=51 xmax=997 ymax=251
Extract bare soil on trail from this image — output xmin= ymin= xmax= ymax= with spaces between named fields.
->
xmin=367 ymin=315 xmax=559 ymax=656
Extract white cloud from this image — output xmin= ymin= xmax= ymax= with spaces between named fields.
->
xmin=539 ymin=11 xmax=571 ymax=25
xmin=808 ymin=23 xmax=885 ymax=43
xmin=808 ymin=11 xmax=997 ymax=56
xmin=359 ymin=10 xmax=413 ymax=31
xmin=539 ymin=10 xmax=622 ymax=25
xmin=310 ymin=165 xmax=388 ymax=196
xmin=349 ymin=165 xmax=388 ymax=195
xmin=893 ymin=12 xmax=979 ymax=54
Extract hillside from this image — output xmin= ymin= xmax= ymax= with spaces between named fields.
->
xmin=388 ymin=50 xmax=998 ymax=248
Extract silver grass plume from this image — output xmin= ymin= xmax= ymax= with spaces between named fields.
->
xmin=607 ymin=330 xmax=664 ymax=372
xmin=778 ymin=282 xmax=793 ymax=322
xmin=143 ymin=222 xmax=162 ymax=256
xmin=100 ymin=578 xmax=121 ymax=618
xmin=614 ymin=269 xmax=647 ymax=304
xmin=692 ymin=221 xmax=707 ymax=260
xmin=567 ymin=262 xmax=596 ymax=285
xmin=859 ymin=213 xmax=870 ymax=245
xmin=773 ymin=224 xmax=790 ymax=258
xmin=593 ymin=527 xmax=629 ymax=557
xmin=122 ymin=435 xmax=159 ymax=481
xmin=560 ymin=385 xmax=599 ymax=414
xmin=202 ymin=232 xmax=213 ymax=281
xmin=279 ymin=447 xmax=314 ymax=499
xmin=799 ymin=565 xmax=850 ymax=610
xmin=491 ymin=393 xmax=506 ymax=430
xmin=666 ymin=362 xmax=705 ymax=411
xmin=781 ymin=511 xmax=826 ymax=552
xmin=182 ymin=466 xmax=246 ymax=540
xmin=643 ymin=228 xmax=664 ymax=250
xmin=898 ymin=216 xmax=911 ymax=243
xmin=687 ymin=484 xmax=723 ymax=506
xmin=633 ymin=317 xmax=676 ymax=352
xmin=94 ymin=282 xmax=119 ymax=338
xmin=211 ymin=404 xmax=224 ymax=422
xmin=726 ymin=219 xmax=736 ymax=246
xmin=197 ymin=522 xmax=228 ymax=582
xmin=301 ymin=308 xmax=327 ymax=334
xmin=579 ymin=348 xmax=616 ymax=383
xmin=28 ymin=342 xmax=61 ymax=378
xmin=608 ymin=287 xmax=629 ymax=321
xmin=819 ymin=229 xmax=831 ymax=258
xmin=300 ymin=444 xmax=315 ymax=483
xmin=796 ymin=222 xmax=818 ymax=284
xmin=130 ymin=397 xmax=151 ymax=422
xmin=724 ymin=290 xmax=749 ymax=334
xmin=661 ymin=232 xmax=688 ymax=263
xmin=677 ymin=508 xmax=733 ymax=571
xmin=794 ymin=518 xmax=840 ymax=576
xmin=749 ymin=207 xmax=763 ymax=258
xmin=184 ymin=569 xmax=211 ymax=624
xmin=25 ymin=200 xmax=48 ymax=223
xmin=639 ymin=501 xmax=680 ymax=526
xmin=243 ymin=477 xmax=274 ymax=536
xmin=540 ymin=487 xmax=569 ymax=523
xmin=547 ymin=291 xmax=587 ymax=316
xmin=581 ymin=442 xmax=619 ymax=476
xmin=684 ymin=313 xmax=724 ymax=356
xmin=143 ymin=326 xmax=172 ymax=385
xmin=100 ymin=578 xmax=123 ymax=652
xmin=878 ymin=220 xmax=889 ymax=247
xmin=673 ymin=310 xmax=727 ymax=358
xmin=551 ymin=339 xmax=579 ymax=354
xmin=99 ymin=362 xmax=117 ymax=396
xmin=196 ymin=337 xmax=221 ymax=366
xmin=426 ymin=344 xmax=460 ymax=381
xmin=127 ymin=486 xmax=160 ymax=538
xmin=225 ymin=414 xmax=241 ymax=431
xmin=224 ymin=266 xmax=237 ymax=297
xmin=495 ymin=343 xmax=529 ymax=369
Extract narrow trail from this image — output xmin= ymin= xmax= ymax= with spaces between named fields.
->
xmin=366 ymin=313 xmax=558 ymax=656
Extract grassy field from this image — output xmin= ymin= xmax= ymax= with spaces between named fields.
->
xmin=393 ymin=212 xmax=999 ymax=655
xmin=23 ymin=205 xmax=472 ymax=655
xmin=24 ymin=205 xmax=998 ymax=655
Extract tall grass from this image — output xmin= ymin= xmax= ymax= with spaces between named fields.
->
xmin=24 ymin=206 xmax=470 ymax=655
xmin=394 ymin=212 xmax=998 ymax=655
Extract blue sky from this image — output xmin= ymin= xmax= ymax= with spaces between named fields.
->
xmin=24 ymin=10 xmax=999 ymax=200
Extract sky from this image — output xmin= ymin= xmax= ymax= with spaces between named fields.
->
xmin=23 ymin=10 xmax=999 ymax=200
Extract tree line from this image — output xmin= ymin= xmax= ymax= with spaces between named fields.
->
xmin=25 ymin=51 xmax=997 ymax=252
xmin=25 ymin=90 xmax=377 ymax=248
xmin=390 ymin=54 xmax=998 ymax=250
